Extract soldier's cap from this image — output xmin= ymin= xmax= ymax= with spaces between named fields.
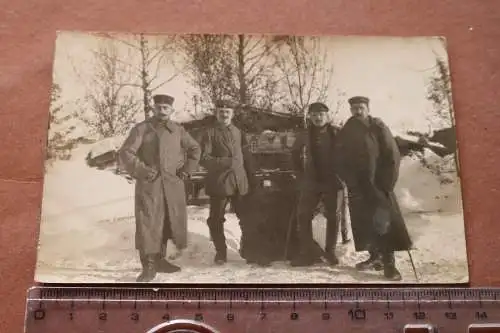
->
xmin=214 ymin=99 xmax=236 ymax=110
xmin=308 ymin=102 xmax=329 ymax=113
xmin=153 ymin=94 xmax=174 ymax=105
xmin=348 ymin=96 xmax=370 ymax=105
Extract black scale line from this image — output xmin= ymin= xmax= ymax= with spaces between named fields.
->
xmin=102 ymin=292 xmax=106 ymax=310
xmin=417 ymin=292 xmax=421 ymax=312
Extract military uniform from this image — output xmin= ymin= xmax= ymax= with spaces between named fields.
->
xmin=290 ymin=102 xmax=345 ymax=266
xmin=334 ymin=96 xmax=413 ymax=281
xmin=117 ymin=94 xmax=201 ymax=282
xmin=199 ymin=108 xmax=258 ymax=265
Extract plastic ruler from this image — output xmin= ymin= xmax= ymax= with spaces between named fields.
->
xmin=24 ymin=287 xmax=500 ymax=333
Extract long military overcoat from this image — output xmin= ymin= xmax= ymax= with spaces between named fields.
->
xmin=117 ymin=118 xmax=201 ymax=255
xmin=334 ymin=115 xmax=412 ymax=252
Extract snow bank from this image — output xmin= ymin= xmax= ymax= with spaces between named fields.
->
xmin=40 ymin=143 xmax=135 ymax=225
xmin=86 ymin=135 xmax=127 ymax=159
xmin=395 ymin=148 xmax=463 ymax=214
xmin=35 ymin=141 xmax=469 ymax=284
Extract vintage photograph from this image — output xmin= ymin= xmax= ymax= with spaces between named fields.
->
xmin=35 ymin=31 xmax=469 ymax=284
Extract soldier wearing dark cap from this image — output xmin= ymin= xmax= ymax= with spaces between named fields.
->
xmin=334 ymin=96 xmax=413 ymax=281
xmin=290 ymin=102 xmax=347 ymax=267
xmin=118 ymin=94 xmax=201 ymax=282
xmin=198 ymin=100 xmax=260 ymax=265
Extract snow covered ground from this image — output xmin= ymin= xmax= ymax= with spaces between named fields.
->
xmin=34 ymin=144 xmax=469 ymax=284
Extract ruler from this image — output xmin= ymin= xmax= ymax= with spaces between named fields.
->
xmin=25 ymin=287 xmax=500 ymax=333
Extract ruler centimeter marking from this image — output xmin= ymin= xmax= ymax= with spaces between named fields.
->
xmin=25 ymin=287 xmax=500 ymax=333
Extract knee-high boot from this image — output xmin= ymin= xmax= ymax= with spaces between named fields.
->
xmin=380 ymin=234 xmax=402 ymax=281
xmin=207 ymin=218 xmax=227 ymax=264
xmin=137 ymin=251 xmax=157 ymax=282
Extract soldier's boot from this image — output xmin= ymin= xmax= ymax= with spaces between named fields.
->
xmin=155 ymin=254 xmax=181 ymax=273
xmin=355 ymin=250 xmax=383 ymax=271
xmin=382 ymin=251 xmax=402 ymax=281
xmin=136 ymin=254 xmax=157 ymax=282
xmin=214 ymin=248 xmax=227 ymax=265
xmin=324 ymin=217 xmax=340 ymax=266
xmin=208 ymin=220 xmax=227 ymax=265
xmin=341 ymin=229 xmax=351 ymax=244
xmin=324 ymin=243 xmax=339 ymax=266
xmin=290 ymin=242 xmax=320 ymax=267
xmin=323 ymin=251 xmax=339 ymax=266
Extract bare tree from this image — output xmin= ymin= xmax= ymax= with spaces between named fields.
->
xmin=178 ymin=34 xmax=236 ymax=104
xmin=178 ymin=34 xmax=283 ymax=122
xmin=74 ymin=41 xmax=141 ymax=138
xmin=93 ymin=32 xmax=183 ymax=119
xmin=271 ymin=36 xmax=334 ymax=117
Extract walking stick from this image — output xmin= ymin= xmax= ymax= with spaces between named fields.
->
xmin=407 ymin=249 xmax=420 ymax=282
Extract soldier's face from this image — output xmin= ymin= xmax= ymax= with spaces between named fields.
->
xmin=310 ymin=111 xmax=329 ymax=127
xmin=154 ymin=103 xmax=174 ymax=120
xmin=215 ymin=108 xmax=234 ymax=125
xmin=350 ymin=103 xmax=369 ymax=120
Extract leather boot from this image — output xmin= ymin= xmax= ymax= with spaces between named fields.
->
xmin=341 ymin=229 xmax=351 ymax=244
xmin=382 ymin=251 xmax=402 ymax=281
xmin=355 ymin=250 xmax=383 ymax=271
xmin=208 ymin=220 xmax=227 ymax=265
xmin=155 ymin=254 xmax=181 ymax=273
xmin=383 ymin=253 xmax=402 ymax=281
xmin=136 ymin=254 xmax=157 ymax=282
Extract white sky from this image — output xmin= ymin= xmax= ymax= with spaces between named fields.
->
xmin=51 ymin=31 xmax=452 ymax=134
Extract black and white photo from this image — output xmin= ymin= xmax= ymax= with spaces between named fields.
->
xmin=35 ymin=31 xmax=468 ymax=284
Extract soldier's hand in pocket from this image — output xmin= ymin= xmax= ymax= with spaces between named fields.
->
xmin=146 ymin=168 xmax=159 ymax=182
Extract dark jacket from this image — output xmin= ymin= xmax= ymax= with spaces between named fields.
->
xmin=199 ymin=122 xmax=256 ymax=197
xmin=291 ymin=123 xmax=343 ymax=192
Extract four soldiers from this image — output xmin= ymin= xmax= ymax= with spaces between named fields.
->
xmin=119 ymin=93 xmax=412 ymax=282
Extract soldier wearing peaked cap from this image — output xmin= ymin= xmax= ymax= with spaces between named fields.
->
xmin=117 ymin=94 xmax=201 ymax=282
xmin=333 ymin=95 xmax=412 ymax=281
xmin=198 ymin=100 xmax=263 ymax=266
xmin=290 ymin=102 xmax=348 ymax=267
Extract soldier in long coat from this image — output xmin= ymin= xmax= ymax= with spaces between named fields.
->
xmin=198 ymin=102 xmax=259 ymax=265
xmin=290 ymin=102 xmax=346 ymax=267
xmin=117 ymin=94 xmax=201 ymax=282
xmin=334 ymin=96 xmax=412 ymax=281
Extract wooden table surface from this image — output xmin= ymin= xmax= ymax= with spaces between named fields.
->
xmin=1 ymin=0 xmax=500 ymax=331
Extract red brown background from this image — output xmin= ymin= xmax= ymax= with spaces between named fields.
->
xmin=1 ymin=0 xmax=500 ymax=331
